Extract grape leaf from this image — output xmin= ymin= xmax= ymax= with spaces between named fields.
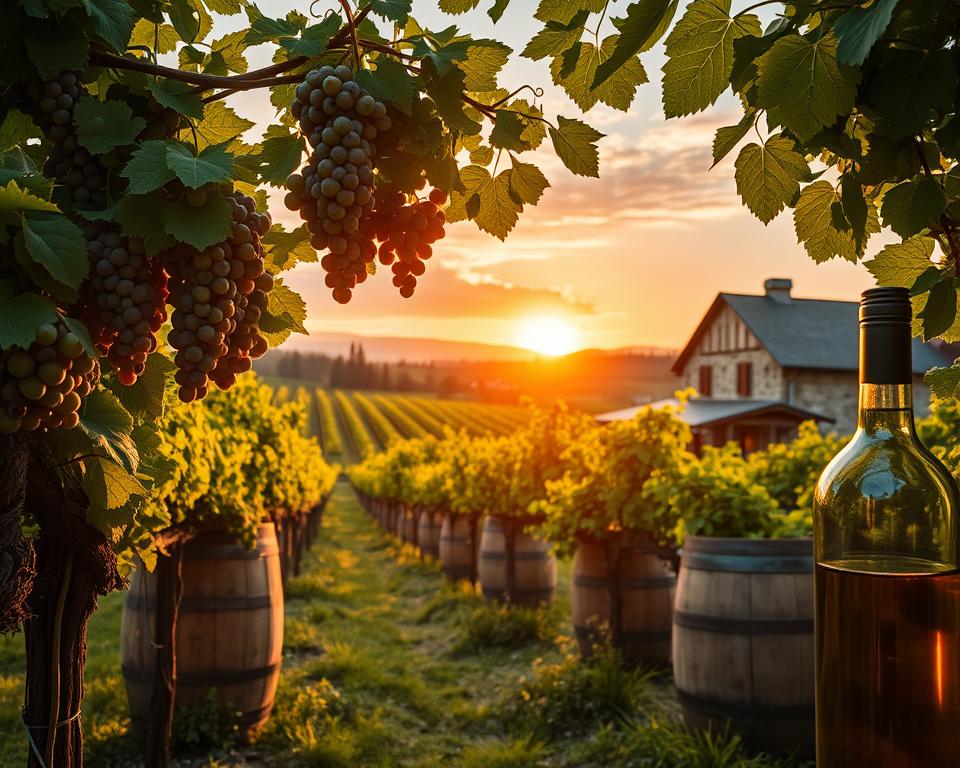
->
xmin=129 ymin=20 xmax=179 ymax=54
xmin=661 ymin=0 xmax=759 ymax=118
xmin=864 ymin=236 xmax=936 ymax=287
xmin=880 ymin=176 xmax=946 ymax=238
xmin=0 ymin=285 xmax=58 ymax=350
xmin=24 ymin=20 xmax=89 ymax=80
xmin=162 ymin=193 xmax=233 ymax=250
xmin=460 ymin=40 xmax=512 ymax=92
xmin=535 ymin=0 xmax=605 ymax=24
xmin=733 ymin=136 xmax=808 ymax=224
xmin=115 ymin=195 xmax=176 ymax=255
xmin=755 ymin=34 xmax=858 ymax=142
xmin=834 ymin=0 xmax=897 ymax=66
xmin=508 ymin=158 xmax=550 ymax=206
xmin=926 ymin=365 xmax=960 ymax=399
xmin=0 ymin=180 xmax=59 ymax=212
xmin=74 ymin=97 xmax=146 ymax=155
xmin=488 ymin=0 xmax=510 ymax=22
xmin=0 ymin=110 xmax=41 ymax=152
xmin=369 ymin=0 xmax=411 ymax=23
xmin=438 ymin=0 xmax=481 ymax=12
xmin=84 ymin=457 xmax=146 ymax=512
xmin=840 ymin=173 xmax=869 ymax=254
xmin=194 ymin=102 xmax=254 ymax=150
xmin=204 ymin=0 xmax=243 ymax=14
xmin=262 ymin=224 xmax=317 ymax=273
xmin=121 ymin=141 xmax=177 ymax=194
xmin=793 ymin=180 xmax=876 ymax=263
xmin=20 ymin=213 xmax=89 ymax=291
xmin=147 ymin=78 xmax=204 ymax=120
xmin=522 ymin=11 xmax=588 ymax=60
xmin=168 ymin=0 xmax=201 ymax=43
xmin=78 ymin=388 xmax=138 ymax=473
xmin=280 ymin=14 xmax=341 ymax=58
xmin=551 ymin=36 xmax=647 ymax=112
xmin=258 ymin=280 xmax=307 ymax=345
xmin=208 ymin=29 xmax=249 ymax=74
xmin=870 ymin=49 xmax=956 ymax=139
xmin=256 ymin=126 xmax=305 ymax=186
xmin=83 ymin=0 xmax=137 ymax=53
xmin=490 ymin=110 xmax=529 ymax=152
xmin=165 ymin=142 xmax=234 ymax=189
xmin=470 ymin=143 xmax=494 ymax=165
xmin=356 ymin=58 xmax=418 ymax=115
xmin=712 ymin=108 xmax=755 ymax=167
xmin=549 ymin=116 xmax=604 ymax=178
xmin=426 ymin=68 xmax=483 ymax=135
xmin=474 ymin=168 xmax=521 ymax=240
xmin=919 ymin=276 xmax=957 ymax=340
xmin=108 ymin=350 xmax=176 ymax=418
xmin=593 ymin=0 xmax=677 ymax=88
xmin=244 ymin=13 xmax=301 ymax=45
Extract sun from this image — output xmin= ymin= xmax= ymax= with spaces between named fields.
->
xmin=516 ymin=316 xmax=582 ymax=357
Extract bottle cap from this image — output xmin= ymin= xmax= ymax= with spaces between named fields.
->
xmin=860 ymin=287 xmax=912 ymax=325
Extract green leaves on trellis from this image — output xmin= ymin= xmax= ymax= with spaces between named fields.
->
xmin=865 ymin=237 xmax=937 ymax=288
xmin=733 ymin=136 xmax=808 ymax=225
xmin=122 ymin=140 xmax=233 ymax=193
xmin=549 ymin=117 xmax=604 ymax=178
xmin=74 ymin=98 xmax=146 ymax=154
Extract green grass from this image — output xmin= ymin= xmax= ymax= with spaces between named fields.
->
xmin=0 ymin=483 xmax=806 ymax=767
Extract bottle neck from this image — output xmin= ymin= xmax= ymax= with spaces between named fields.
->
xmin=857 ymin=383 xmax=915 ymax=434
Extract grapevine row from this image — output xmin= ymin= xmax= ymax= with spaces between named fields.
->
xmin=369 ymin=394 xmax=427 ymax=440
xmin=316 ymin=388 xmax=343 ymax=458
xmin=334 ymin=389 xmax=375 ymax=459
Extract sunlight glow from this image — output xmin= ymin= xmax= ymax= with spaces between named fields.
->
xmin=516 ymin=316 xmax=582 ymax=357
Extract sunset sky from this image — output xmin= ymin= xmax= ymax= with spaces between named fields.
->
xmin=221 ymin=1 xmax=878 ymax=353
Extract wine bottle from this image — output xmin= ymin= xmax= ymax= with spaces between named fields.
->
xmin=814 ymin=287 xmax=960 ymax=767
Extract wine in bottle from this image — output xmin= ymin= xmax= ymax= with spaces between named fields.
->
xmin=814 ymin=287 xmax=960 ymax=767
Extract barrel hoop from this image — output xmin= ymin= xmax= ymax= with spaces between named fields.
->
xmin=235 ymin=700 xmax=275 ymax=726
xmin=683 ymin=536 xmax=812 ymax=557
xmin=482 ymin=587 xmax=554 ymax=600
xmin=573 ymin=574 xmax=675 ymax=589
xmin=681 ymin=552 xmax=812 ymax=574
xmin=122 ymin=662 xmax=280 ymax=687
xmin=183 ymin=544 xmax=278 ymax=561
xmin=480 ymin=551 xmax=548 ymax=562
xmin=574 ymin=625 xmax=672 ymax=642
xmin=676 ymin=688 xmax=813 ymax=720
xmin=674 ymin=610 xmax=813 ymax=635
xmin=126 ymin=594 xmax=274 ymax=612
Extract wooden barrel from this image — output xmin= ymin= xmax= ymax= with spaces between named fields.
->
xmin=392 ymin=503 xmax=405 ymax=539
xmin=673 ymin=536 xmax=814 ymax=756
xmin=418 ymin=509 xmax=442 ymax=560
xmin=122 ymin=523 xmax=284 ymax=737
xmin=402 ymin=506 xmax=418 ymax=546
xmin=572 ymin=536 xmax=675 ymax=666
xmin=439 ymin=513 xmax=478 ymax=583
xmin=478 ymin=516 xmax=556 ymax=607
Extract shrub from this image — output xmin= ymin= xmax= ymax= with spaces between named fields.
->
xmin=454 ymin=601 xmax=562 ymax=655
xmin=502 ymin=641 xmax=659 ymax=739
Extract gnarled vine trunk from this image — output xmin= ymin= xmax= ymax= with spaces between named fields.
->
xmin=0 ymin=434 xmax=34 ymax=635
xmin=21 ymin=440 xmax=122 ymax=768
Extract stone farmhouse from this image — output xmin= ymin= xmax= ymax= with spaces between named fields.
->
xmin=599 ymin=278 xmax=946 ymax=454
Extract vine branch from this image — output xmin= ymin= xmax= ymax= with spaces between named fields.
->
xmin=44 ymin=551 xmax=74 ymax=768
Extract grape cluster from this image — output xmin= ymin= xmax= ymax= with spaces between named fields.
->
xmin=0 ymin=320 xmax=98 ymax=434
xmin=81 ymin=225 xmax=168 ymax=385
xmin=370 ymin=188 xmax=448 ymax=298
xmin=283 ymin=65 xmax=391 ymax=304
xmin=166 ymin=191 xmax=272 ymax=402
xmin=29 ymin=71 xmax=109 ymax=210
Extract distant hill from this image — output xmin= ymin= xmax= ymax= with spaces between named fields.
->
xmin=282 ymin=331 xmax=675 ymax=364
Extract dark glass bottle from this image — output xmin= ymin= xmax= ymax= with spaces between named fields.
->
xmin=814 ymin=287 xmax=960 ymax=767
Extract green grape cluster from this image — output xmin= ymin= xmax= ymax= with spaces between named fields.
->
xmin=0 ymin=320 xmax=98 ymax=433
xmin=81 ymin=224 xmax=168 ymax=385
xmin=283 ymin=65 xmax=390 ymax=304
xmin=166 ymin=191 xmax=272 ymax=402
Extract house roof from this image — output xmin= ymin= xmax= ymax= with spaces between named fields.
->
xmin=672 ymin=292 xmax=947 ymax=375
xmin=596 ymin=398 xmax=834 ymax=428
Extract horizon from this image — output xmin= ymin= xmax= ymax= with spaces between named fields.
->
xmin=207 ymin=1 xmax=878 ymax=355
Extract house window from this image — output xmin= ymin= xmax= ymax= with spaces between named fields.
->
xmin=736 ymin=362 xmax=753 ymax=397
xmin=699 ymin=365 xmax=713 ymax=396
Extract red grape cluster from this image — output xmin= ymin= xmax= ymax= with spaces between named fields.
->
xmin=369 ymin=188 xmax=448 ymax=298
xmin=0 ymin=320 xmax=98 ymax=433
xmin=283 ymin=65 xmax=390 ymax=304
xmin=166 ymin=191 xmax=272 ymax=402
xmin=81 ymin=224 xmax=168 ymax=385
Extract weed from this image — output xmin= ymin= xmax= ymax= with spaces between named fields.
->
xmin=453 ymin=600 xmax=562 ymax=654
xmin=458 ymin=735 xmax=546 ymax=768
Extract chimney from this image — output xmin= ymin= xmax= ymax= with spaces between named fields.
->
xmin=764 ymin=277 xmax=793 ymax=303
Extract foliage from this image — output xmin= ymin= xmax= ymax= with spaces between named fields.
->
xmin=536 ymin=401 xmax=691 ymax=553
xmin=454 ymin=601 xmax=562 ymax=654
xmin=353 ymin=391 xmax=403 ymax=447
xmin=747 ymin=421 xmax=849 ymax=511
xmin=316 ymin=388 xmax=344 ymax=457
xmin=459 ymin=736 xmax=547 ymax=768
xmin=654 ymin=0 xmax=960 ymax=388
xmin=335 ymin=389 xmax=376 ymax=458
xmin=644 ymin=444 xmax=781 ymax=540
xmin=502 ymin=640 xmax=658 ymax=740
